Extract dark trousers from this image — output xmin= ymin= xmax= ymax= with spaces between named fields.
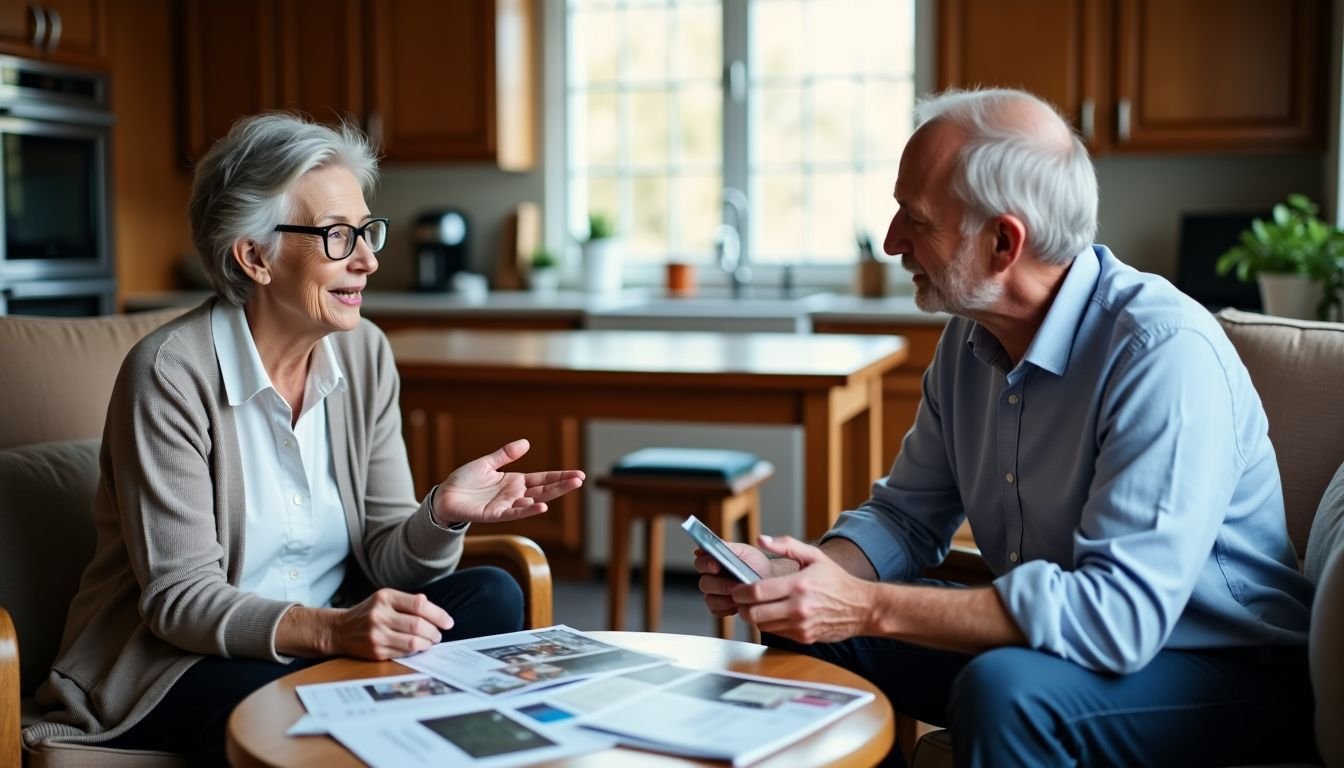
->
xmin=106 ymin=566 xmax=524 ymax=766
xmin=765 ymin=633 xmax=1318 ymax=768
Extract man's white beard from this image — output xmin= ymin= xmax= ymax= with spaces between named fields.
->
xmin=913 ymin=239 xmax=1002 ymax=315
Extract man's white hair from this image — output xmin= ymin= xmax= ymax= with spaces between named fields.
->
xmin=913 ymin=88 xmax=1098 ymax=266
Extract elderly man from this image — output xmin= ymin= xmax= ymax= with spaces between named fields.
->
xmin=696 ymin=89 xmax=1317 ymax=766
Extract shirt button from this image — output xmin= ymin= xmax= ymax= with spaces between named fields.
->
xmin=1009 ymin=551 xmax=1019 ymax=563
xmin=283 ymin=439 xmax=292 ymax=448
xmin=1005 ymin=472 xmax=1015 ymax=484
xmin=292 ymin=493 xmax=304 ymax=506
xmin=288 ymin=568 xmax=299 ymax=581
xmin=1007 ymin=394 xmax=1020 ymax=405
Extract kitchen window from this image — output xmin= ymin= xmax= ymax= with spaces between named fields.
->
xmin=551 ymin=0 xmax=923 ymax=284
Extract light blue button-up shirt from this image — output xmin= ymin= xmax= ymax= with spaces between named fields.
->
xmin=827 ymin=245 xmax=1313 ymax=673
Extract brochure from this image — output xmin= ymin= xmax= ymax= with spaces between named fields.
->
xmin=326 ymin=698 xmax=614 ymax=768
xmin=396 ymin=624 xmax=671 ymax=698
xmin=288 ymin=672 xmax=470 ymax=735
xmin=570 ymin=667 xmax=874 ymax=766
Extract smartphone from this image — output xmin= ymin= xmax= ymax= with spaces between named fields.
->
xmin=680 ymin=515 xmax=761 ymax=584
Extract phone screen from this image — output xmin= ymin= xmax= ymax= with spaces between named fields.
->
xmin=681 ymin=515 xmax=761 ymax=584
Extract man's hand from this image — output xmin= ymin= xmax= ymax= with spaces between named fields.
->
xmin=432 ymin=438 xmax=585 ymax=526
xmin=734 ymin=535 xmax=877 ymax=644
xmin=693 ymin=540 xmax=797 ymax=618
xmin=329 ymin=588 xmax=454 ymax=660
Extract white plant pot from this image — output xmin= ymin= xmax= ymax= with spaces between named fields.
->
xmin=581 ymin=239 xmax=623 ymax=294
xmin=529 ymin=267 xmax=559 ymax=295
xmin=1257 ymin=273 xmax=1322 ymax=320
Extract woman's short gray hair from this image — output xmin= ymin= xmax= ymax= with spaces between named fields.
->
xmin=189 ymin=112 xmax=380 ymax=305
xmin=914 ymin=88 xmax=1098 ymax=266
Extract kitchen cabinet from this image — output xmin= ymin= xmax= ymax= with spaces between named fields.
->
xmin=367 ymin=0 xmax=535 ymax=167
xmin=0 ymin=0 xmax=106 ymax=68
xmin=177 ymin=0 xmax=534 ymax=168
xmin=938 ymin=0 xmax=1329 ymax=153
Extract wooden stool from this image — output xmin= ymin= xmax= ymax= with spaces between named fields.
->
xmin=597 ymin=448 xmax=773 ymax=640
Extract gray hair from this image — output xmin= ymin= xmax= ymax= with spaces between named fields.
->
xmin=189 ymin=112 xmax=380 ymax=305
xmin=913 ymin=88 xmax=1098 ymax=266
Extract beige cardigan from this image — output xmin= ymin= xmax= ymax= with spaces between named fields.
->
xmin=24 ymin=300 xmax=466 ymax=747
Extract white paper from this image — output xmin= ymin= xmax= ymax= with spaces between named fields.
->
xmin=286 ymin=673 xmax=470 ymax=735
xmin=396 ymin=625 xmax=671 ymax=698
xmin=577 ymin=668 xmax=874 ymax=767
xmin=327 ymin=702 xmax=613 ymax=768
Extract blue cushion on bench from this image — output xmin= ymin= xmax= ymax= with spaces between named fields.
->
xmin=611 ymin=447 xmax=761 ymax=481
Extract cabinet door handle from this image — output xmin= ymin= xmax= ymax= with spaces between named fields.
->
xmin=45 ymin=6 xmax=61 ymax=52
xmin=1116 ymin=99 xmax=1132 ymax=144
xmin=1080 ymin=99 xmax=1095 ymax=142
xmin=28 ymin=4 xmax=47 ymax=49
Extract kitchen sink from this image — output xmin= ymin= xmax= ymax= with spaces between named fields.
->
xmin=584 ymin=289 xmax=835 ymax=333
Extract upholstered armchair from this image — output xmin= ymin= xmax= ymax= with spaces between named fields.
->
xmin=0 ymin=310 xmax=553 ymax=767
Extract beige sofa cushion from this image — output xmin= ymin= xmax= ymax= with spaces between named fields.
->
xmin=0 ymin=439 xmax=100 ymax=697
xmin=1216 ymin=309 xmax=1344 ymax=556
xmin=0 ymin=309 xmax=186 ymax=451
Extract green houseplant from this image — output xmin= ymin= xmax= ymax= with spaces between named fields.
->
xmin=528 ymin=247 xmax=560 ymax=294
xmin=1215 ymin=194 xmax=1344 ymax=320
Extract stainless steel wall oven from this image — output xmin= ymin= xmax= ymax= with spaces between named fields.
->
xmin=0 ymin=54 xmax=112 ymax=316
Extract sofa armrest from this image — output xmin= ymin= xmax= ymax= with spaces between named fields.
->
xmin=460 ymin=535 xmax=553 ymax=629
xmin=1 ymin=605 xmax=19 ymax=768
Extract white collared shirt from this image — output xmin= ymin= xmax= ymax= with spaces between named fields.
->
xmin=212 ymin=303 xmax=350 ymax=607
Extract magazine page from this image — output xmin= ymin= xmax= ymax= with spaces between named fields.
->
xmin=327 ymin=701 xmax=614 ymax=768
xmin=287 ymin=673 xmax=469 ymax=735
xmin=396 ymin=624 xmax=670 ymax=698
xmin=578 ymin=669 xmax=874 ymax=767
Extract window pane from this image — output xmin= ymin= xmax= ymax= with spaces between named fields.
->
xmin=861 ymin=169 xmax=898 ymax=251
xmin=572 ymin=8 xmax=619 ymax=84
xmin=677 ymin=86 xmax=721 ymax=167
xmin=676 ymin=174 xmax=721 ymax=258
xmin=755 ymin=85 xmax=803 ymax=167
xmin=805 ymin=0 xmax=858 ymax=75
xmin=583 ymin=91 xmax=620 ymax=169
xmin=755 ymin=172 xmax=804 ymax=260
xmin=810 ymin=80 xmax=855 ymax=166
xmin=863 ymin=81 xmax=915 ymax=163
xmin=675 ymin=3 xmax=721 ymax=81
xmin=629 ymin=89 xmax=670 ymax=168
xmin=631 ymin=175 xmax=670 ymax=256
xmin=857 ymin=0 xmax=915 ymax=77
xmin=626 ymin=6 xmax=670 ymax=82
xmin=587 ymin=176 xmax=622 ymax=239
xmin=811 ymin=172 xmax=857 ymax=259
xmin=753 ymin=0 xmax=803 ymax=80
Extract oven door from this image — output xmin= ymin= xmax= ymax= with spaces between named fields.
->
xmin=0 ymin=115 xmax=111 ymax=281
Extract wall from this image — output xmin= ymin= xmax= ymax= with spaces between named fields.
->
xmin=108 ymin=0 xmax=193 ymax=307
xmin=1094 ymin=153 xmax=1324 ymax=278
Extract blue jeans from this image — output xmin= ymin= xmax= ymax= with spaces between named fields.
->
xmin=765 ymin=633 xmax=1318 ymax=767
xmin=105 ymin=567 xmax=524 ymax=766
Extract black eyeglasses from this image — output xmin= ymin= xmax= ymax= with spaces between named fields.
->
xmin=273 ymin=217 xmax=389 ymax=261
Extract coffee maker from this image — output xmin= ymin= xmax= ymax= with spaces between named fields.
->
xmin=413 ymin=209 xmax=469 ymax=291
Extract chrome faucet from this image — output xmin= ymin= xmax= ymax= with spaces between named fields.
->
xmin=715 ymin=187 xmax=751 ymax=297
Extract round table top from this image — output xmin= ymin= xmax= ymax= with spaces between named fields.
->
xmin=226 ymin=630 xmax=894 ymax=767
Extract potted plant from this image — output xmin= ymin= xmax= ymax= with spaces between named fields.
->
xmin=528 ymin=247 xmax=560 ymax=295
xmin=580 ymin=212 xmax=622 ymax=293
xmin=1216 ymin=194 xmax=1344 ymax=320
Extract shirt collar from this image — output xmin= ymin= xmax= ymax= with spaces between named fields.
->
xmin=1018 ymin=244 xmax=1102 ymax=377
xmin=211 ymin=303 xmax=347 ymax=408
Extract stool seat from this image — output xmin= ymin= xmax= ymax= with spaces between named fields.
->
xmin=598 ymin=448 xmax=773 ymax=640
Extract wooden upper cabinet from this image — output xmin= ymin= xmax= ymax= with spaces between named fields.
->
xmin=179 ymin=0 xmax=276 ymax=162
xmin=275 ymin=0 xmax=363 ymax=124
xmin=367 ymin=0 xmax=535 ymax=168
xmin=0 ymin=0 xmax=106 ymax=67
xmin=1113 ymin=0 xmax=1327 ymax=152
xmin=939 ymin=0 xmax=1107 ymax=148
xmin=937 ymin=0 xmax=1328 ymax=153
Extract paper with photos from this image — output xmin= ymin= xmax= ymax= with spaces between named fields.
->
xmin=286 ymin=672 xmax=469 ymax=735
xmin=396 ymin=624 xmax=671 ymax=699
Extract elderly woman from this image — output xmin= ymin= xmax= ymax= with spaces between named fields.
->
xmin=25 ymin=113 xmax=583 ymax=764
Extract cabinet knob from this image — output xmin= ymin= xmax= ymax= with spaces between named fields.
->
xmin=27 ymin=4 xmax=46 ymax=49
xmin=44 ymin=6 xmax=62 ymax=52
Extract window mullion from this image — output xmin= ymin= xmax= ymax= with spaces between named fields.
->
xmin=723 ymin=0 xmax=749 ymax=263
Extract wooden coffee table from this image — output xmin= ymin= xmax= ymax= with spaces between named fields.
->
xmin=226 ymin=631 xmax=894 ymax=767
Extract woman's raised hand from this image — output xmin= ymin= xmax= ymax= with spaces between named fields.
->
xmin=430 ymin=438 xmax=585 ymax=527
